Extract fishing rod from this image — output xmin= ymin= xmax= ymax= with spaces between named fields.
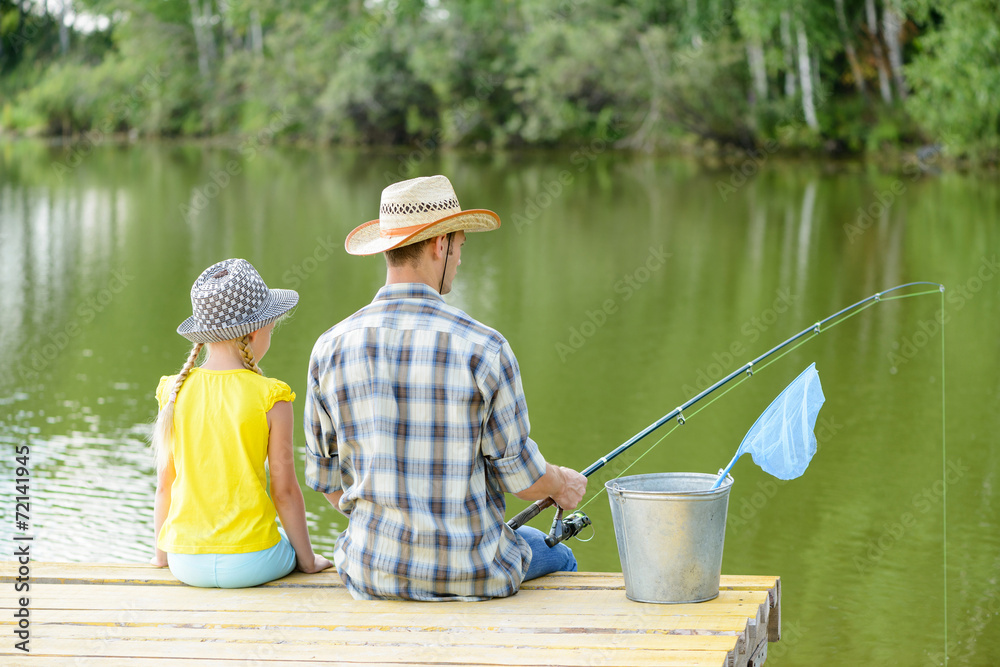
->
xmin=508 ymin=281 xmax=944 ymax=546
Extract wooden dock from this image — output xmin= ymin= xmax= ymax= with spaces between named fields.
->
xmin=2 ymin=563 xmax=780 ymax=666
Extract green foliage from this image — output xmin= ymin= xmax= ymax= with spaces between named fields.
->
xmin=1 ymin=0 xmax=998 ymax=164
xmin=0 ymin=101 xmax=43 ymax=133
xmin=906 ymin=0 xmax=1000 ymax=161
xmin=507 ymin=12 xmax=638 ymax=144
xmin=316 ymin=22 xmax=439 ymax=145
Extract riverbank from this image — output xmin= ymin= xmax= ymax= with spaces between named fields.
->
xmin=2 ymin=131 xmax=993 ymax=180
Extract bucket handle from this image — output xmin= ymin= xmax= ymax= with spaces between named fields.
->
xmin=609 ymin=481 xmax=626 ymax=502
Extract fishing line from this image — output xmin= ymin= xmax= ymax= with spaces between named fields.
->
xmin=575 ymin=325 xmax=811 ymax=511
xmin=574 ymin=286 xmax=944 ymax=513
xmin=509 ymin=283 xmax=945 ymax=546
xmin=940 ymin=288 xmax=948 ymax=665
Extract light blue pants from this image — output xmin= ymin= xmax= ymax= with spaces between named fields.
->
xmin=517 ymin=525 xmax=578 ymax=581
xmin=168 ymin=529 xmax=296 ymax=588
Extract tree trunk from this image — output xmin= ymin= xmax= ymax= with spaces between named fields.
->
xmin=796 ymin=20 xmax=819 ymax=130
xmin=780 ymin=11 xmax=796 ymax=98
xmin=58 ymin=0 xmax=69 ymax=54
xmin=188 ymin=0 xmax=210 ymax=79
xmin=865 ymin=0 xmax=893 ymax=103
xmin=746 ymin=37 xmax=767 ymax=104
xmin=250 ymin=9 xmax=264 ymax=57
xmin=834 ymin=0 xmax=868 ymax=98
xmin=217 ymin=0 xmax=233 ymax=60
xmin=199 ymin=0 xmax=217 ymax=69
xmin=813 ymin=47 xmax=823 ymax=107
xmin=624 ymin=31 xmax=663 ymax=152
xmin=688 ymin=0 xmax=700 ymax=46
xmin=882 ymin=0 xmax=907 ymax=100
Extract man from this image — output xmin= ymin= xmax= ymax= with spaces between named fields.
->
xmin=304 ymin=175 xmax=587 ymax=601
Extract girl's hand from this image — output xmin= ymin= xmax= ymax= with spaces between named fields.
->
xmin=150 ymin=554 xmax=168 ymax=568
xmin=298 ymin=554 xmax=334 ymax=574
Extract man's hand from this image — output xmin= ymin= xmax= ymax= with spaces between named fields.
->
xmin=551 ymin=466 xmax=587 ymax=510
xmin=514 ymin=463 xmax=588 ymax=509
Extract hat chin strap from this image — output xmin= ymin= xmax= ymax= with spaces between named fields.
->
xmin=438 ymin=233 xmax=454 ymax=294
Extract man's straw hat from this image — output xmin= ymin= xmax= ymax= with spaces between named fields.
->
xmin=176 ymin=258 xmax=298 ymax=343
xmin=345 ymin=175 xmax=500 ymax=256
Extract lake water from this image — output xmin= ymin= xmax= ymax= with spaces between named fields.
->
xmin=1 ymin=140 xmax=997 ymax=665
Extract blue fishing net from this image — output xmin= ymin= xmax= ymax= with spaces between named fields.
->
xmin=737 ymin=363 xmax=825 ymax=480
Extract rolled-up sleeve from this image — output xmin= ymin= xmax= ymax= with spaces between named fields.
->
xmin=304 ymin=350 xmax=342 ymax=494
xmin=481 ymin=341 xmax=547 ymax=493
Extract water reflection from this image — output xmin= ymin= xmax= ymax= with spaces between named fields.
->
xmin=0 ymin=143 xmax=997 ymax=665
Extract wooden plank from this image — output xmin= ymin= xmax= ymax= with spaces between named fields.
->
xmin=0 ymin=565 xmax=780 ymax=667
xmin=11 ymin=637 xmax=732 ymax=666
xmin=5 ymin=564 xmax=773 ymax=594
xmin=0 ymin=654 xmax=720 ymax=667
xmin=11 ymin=586 xmax=764 ymax=630
xmin=716 ymin=576 xmax=781 ymax=592
xmin=27 ymin=622 xmax=743 ymax=652
xmin=0 ymin=608 xmax=754 ymax=633
xmin=4 ymin=659 xmax=217 ymax=667
xmin=12 ymin=564 xmax=621 ymax=588
xmin=12 ymin=583 xmax=769 ymax=616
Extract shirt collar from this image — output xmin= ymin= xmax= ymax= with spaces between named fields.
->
xmin=373 ymin=282 xmax=445 ymax=304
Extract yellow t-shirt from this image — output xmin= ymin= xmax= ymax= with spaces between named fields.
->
xmin=155 ymin=368 xmax=295 ymax=554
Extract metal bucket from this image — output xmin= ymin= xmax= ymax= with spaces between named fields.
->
xmin=606 ymin=472 xmax=734 ymax=604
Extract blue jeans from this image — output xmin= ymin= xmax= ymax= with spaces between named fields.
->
xmin=167 ymin=529 xmax=296 ymax=588
xmin=517 ymin=525 xmax=578 ymax=582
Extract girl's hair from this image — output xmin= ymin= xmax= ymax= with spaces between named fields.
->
xmin=150 ymin=332 xmax=264 ymax=471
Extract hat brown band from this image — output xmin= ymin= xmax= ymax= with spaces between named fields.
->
xmin=380 ymin=222 xmax=429 ymax=239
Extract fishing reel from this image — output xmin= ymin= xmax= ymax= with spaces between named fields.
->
xmin=544 ymin=507 xmax=592 ymax=547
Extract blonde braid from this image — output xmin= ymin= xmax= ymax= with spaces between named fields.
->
xmin=151 ymin=342 xmax=204 ymax=472
xmin=236 ymin=334 xmax=263 ymax=375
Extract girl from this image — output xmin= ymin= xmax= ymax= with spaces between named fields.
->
xmin=150 ymin=258 xmax=331 ymax=587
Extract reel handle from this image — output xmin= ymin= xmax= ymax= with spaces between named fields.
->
xmin=507 ymin=498 xmax=553 ymax=531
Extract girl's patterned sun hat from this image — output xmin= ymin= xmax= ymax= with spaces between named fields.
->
xmin=176 ymin=258 xmax=298 ymax=343
xmin=345 ymin=175 xmax=501 ymax=256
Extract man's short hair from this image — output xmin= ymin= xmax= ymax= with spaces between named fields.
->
xmin=384 ymin=233 xmax=455 ymax=267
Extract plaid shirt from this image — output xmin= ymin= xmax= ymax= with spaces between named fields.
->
xmin=304 ymin=283 xmax=548 ymax=601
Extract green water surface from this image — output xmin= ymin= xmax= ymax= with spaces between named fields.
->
xmin=0 ymin=141 xmax=997 ymax=665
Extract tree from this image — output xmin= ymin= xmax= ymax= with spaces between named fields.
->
xmin=906 ymin=0 xmax=1000 ymax=159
